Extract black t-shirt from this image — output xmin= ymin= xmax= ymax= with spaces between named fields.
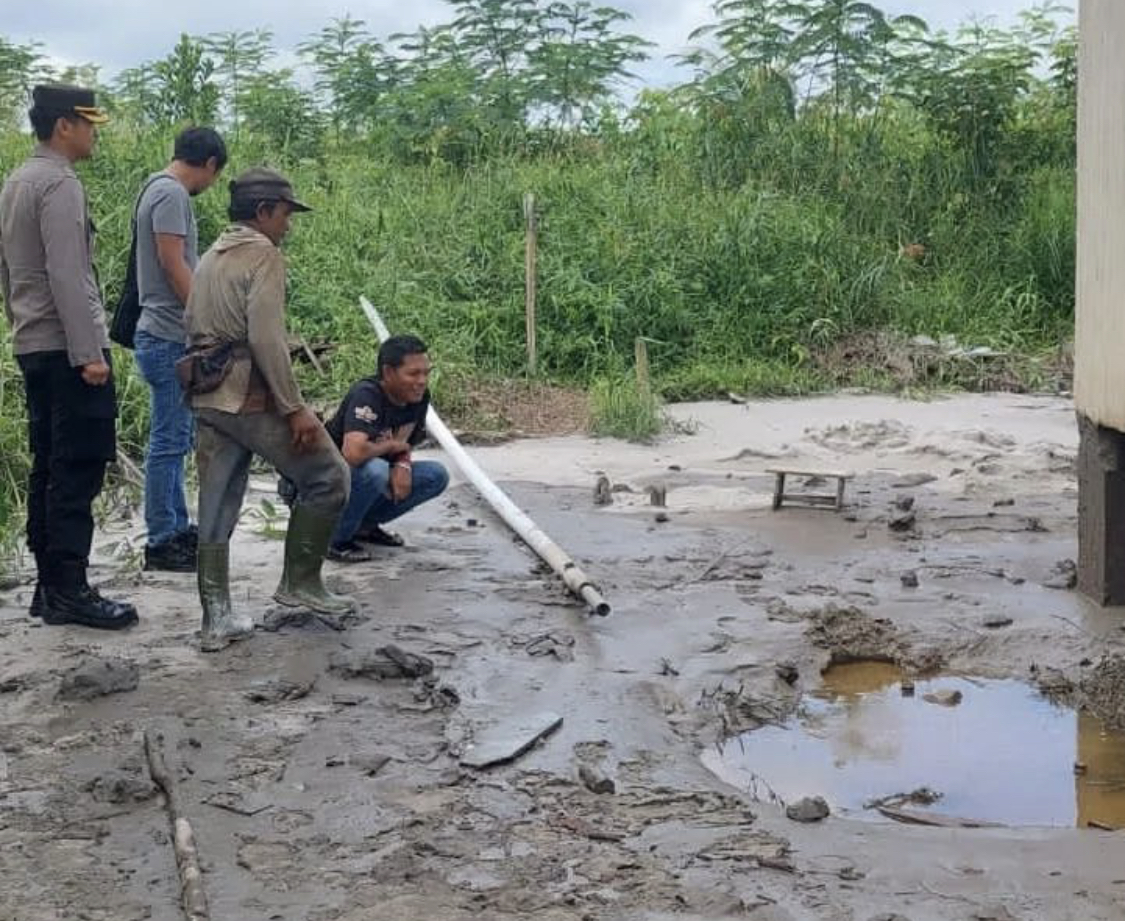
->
xmin=325 ymin=377 xmax=429 ymax=455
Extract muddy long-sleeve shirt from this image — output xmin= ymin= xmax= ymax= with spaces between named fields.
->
xmin=185 ymin=224 xmax=304 ymax=415
xmin=0 ymin=144 xmax=109 ymax=367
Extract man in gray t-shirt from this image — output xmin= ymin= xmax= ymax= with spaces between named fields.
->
xmin=136 ymin=173 xmax=199 ymax=343
xmin=132 ymin=127 xmax=227 ymax=572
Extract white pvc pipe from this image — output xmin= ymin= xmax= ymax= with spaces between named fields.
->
xmin=359 ymin=297 xmax=611 ymax=617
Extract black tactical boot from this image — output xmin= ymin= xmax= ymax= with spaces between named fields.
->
xmin=42 ymin=561 xmax=139 ymax=630
xmin=29 ymin=552 xmax=48 ymax=619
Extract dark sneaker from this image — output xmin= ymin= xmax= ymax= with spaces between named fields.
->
xmin=353 ymin=525 xmax=404 ymax=547
xmin=175 ymin=525 xmax=199 ymax=553
xmin=41 ymin=585 xmax=139 ymax=630
xmin=145 ymin=539 xmax=197 ymax=573
xmin=326 ymin=541 xmax=372 ymax=564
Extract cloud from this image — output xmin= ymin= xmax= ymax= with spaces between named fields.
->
xmin=6 ymin=0 xmax=1066 ymax=89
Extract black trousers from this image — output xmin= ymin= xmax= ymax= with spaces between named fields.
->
xmin=17 ymin=350 xmax=117 ymax=573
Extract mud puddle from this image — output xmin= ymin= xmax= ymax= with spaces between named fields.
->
xmin=703 ymin=661 xmax=1125 ymax=828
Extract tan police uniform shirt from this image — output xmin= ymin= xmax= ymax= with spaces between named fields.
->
xmin=0 ymin=144 xmax=109 ymax=367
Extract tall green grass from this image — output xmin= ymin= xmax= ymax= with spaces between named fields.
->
xmin=0 ymin=114 xmax=1075 ymax=560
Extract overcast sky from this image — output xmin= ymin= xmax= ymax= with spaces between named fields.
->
xmin=5 ymin=0 xmax=1070 ymax=88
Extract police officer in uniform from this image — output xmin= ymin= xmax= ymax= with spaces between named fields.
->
xmin=0 ymin=85 xmax=138 ymax=629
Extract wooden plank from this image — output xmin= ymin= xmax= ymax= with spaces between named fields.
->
xmin=766 ymin=467 xmax=855 ymax=480
xmin=524 ymin=192 xmax=538 ymax=375
xmin=779 ymin=495 xmax=840 ymax=506
xmin=876 ymin=804 xmax=1003 ymax=828
xmin=461 ymin=711 xmax=563 ymax=769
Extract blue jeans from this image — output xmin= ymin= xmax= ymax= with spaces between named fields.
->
xmin=134 ymin=330 xmax=193 ymax=547
xmin=332 ymin=458 xmax=449 ymax=546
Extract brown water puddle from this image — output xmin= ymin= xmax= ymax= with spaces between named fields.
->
xmin=702 ymin=661 xmax=1125 ymax=829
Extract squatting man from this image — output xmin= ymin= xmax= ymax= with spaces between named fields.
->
xmin=281 ymin=334 xmax=450 ymax=564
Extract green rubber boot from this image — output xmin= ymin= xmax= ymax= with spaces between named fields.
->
xmin=273 ymin=506 xmax=357 ymax=615
xmin=198 ymin=542 xmax=254 ymax=650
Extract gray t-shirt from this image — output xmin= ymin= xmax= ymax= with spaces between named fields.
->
xmin=135 ymin=172 xmax=197 ymax=343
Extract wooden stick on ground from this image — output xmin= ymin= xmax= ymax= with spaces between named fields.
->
xmin=143 ymin=731 xmax=210 ymax=921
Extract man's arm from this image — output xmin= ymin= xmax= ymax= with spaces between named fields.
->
xmin=149 ymin=183 xmax=194 ymax=306
xmin=341 ymin=431 xmax=413 ymax=467
xmin=0 ymin=225 xmax=11 ymax=327
xmin=155 ymin=234 xmax=192 ymax=305
xmin=245 ymin=247 xmax=303 ymax=416
xmin=40 ymin=177 xmax=104 ymax=368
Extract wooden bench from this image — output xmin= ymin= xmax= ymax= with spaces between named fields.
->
xmin=767 ymin=468 xmax=854 ymax=512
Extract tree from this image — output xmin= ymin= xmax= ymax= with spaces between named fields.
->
xmin=151 ymin=34 xmax=221 ymax=125
xmin=913 ymin=19 xmax=1036 ymax=187
xmin=384 ymin=25 xmax=485 ymax=163
xmin=238 ymin=69 xmax=325 ymax=160
xmin=448 ymin=0 xmax=542 ymax=127
xmin=299 ymin=14 xmax=370 ymax=138
xmin=0 ymin=36 xmax=45 ymax=128
xmin=530 ymin=1 xmax=651 ymax=128
xmin=202 ymin=29 xmax=274 ymax=137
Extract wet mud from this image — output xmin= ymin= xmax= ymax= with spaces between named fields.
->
xmin=1 ymin=393 xmax=1124 ymax=921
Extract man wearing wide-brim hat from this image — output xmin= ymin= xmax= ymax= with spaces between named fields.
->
xmin=184 ymin=167 xmax=354 ymax=649
xmin=0 ymin=84 xmax=138 ymax=630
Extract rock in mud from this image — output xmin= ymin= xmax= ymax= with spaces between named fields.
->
xmin=923 ymin=689 xmax=963 ymax=707
xmin=578 ymin=762 xmax=616 ymax=795
xmin=0 ymin=673 xmax=30 ymax=694
xmin=786 ymin=796 xmax=830 ymax=823
xmin=524 ymin=632 xmax=576 ymax=662
xmin=87 ymin=768 xmax=157 ymax=805
xmin=244 ymin=678 xmax=315 ymax=704
xmin=57 ymin=657 xmax=139 ymax=701
xmin=775 ymin=663 xmax=799 ymax=685
xmin=869 ymin=914 xmax=912 ymax=921
xmin=655 ymin=512 xmax=670 ymax=524
xmin=894 ymin=495 xmax=916 ymax=512
xmin=351 ymin=752 xmax=392 ymax=776
xmin=892 ymin=473 xmax=936 ymax=489
xmin=329 ymin=645 xmax=434 ymax=680
xmin=900 ymin=570 xmax=919 ymax=589
xmin=413 ymin=676 xmax=461 ymax=710
xmin=983 ymin=614 xmax=1014 ymax=630
xmin=1043 ymin=560 xmax=1078 ymax=591
xmin=889 ymin=509 xmax=916 ymax=532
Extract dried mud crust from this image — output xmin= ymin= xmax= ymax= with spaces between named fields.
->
xmin=1078 ymin=656 xmax=1125 ymax=729
xmin=803 ymin=604 xmax=943 ymax=674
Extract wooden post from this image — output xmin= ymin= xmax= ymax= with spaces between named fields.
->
xmin=524 ymin=193 xmax=538 ymax=376
xmin=634 ymin=337 xmax=650 ymax=397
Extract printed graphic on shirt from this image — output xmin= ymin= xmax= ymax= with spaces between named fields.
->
xmin=326 ymin=377 xmax=429 ymax=451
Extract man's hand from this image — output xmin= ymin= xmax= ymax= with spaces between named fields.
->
xmin=382 ymin=439 xmax=413 ymax=457
xmin=288 ymin=407 xmax=323 ymax=453
xmin=80 ymin=360 xmax=111 ymax=386
xmin=389 ymin=463 xmax=412 ymax=503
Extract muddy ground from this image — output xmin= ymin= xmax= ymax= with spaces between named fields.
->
xmin=1 ymin=392 xmax=1124 ymax=921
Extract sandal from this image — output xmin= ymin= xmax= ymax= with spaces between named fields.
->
xmin=326 ymin=541 xmax=373 ymax=563
xmin=354 ymin=525 xmax=404 ymax=548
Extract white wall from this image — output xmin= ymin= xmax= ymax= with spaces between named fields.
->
xmin=1076 ymin=0 xmax=1125 ymax=430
